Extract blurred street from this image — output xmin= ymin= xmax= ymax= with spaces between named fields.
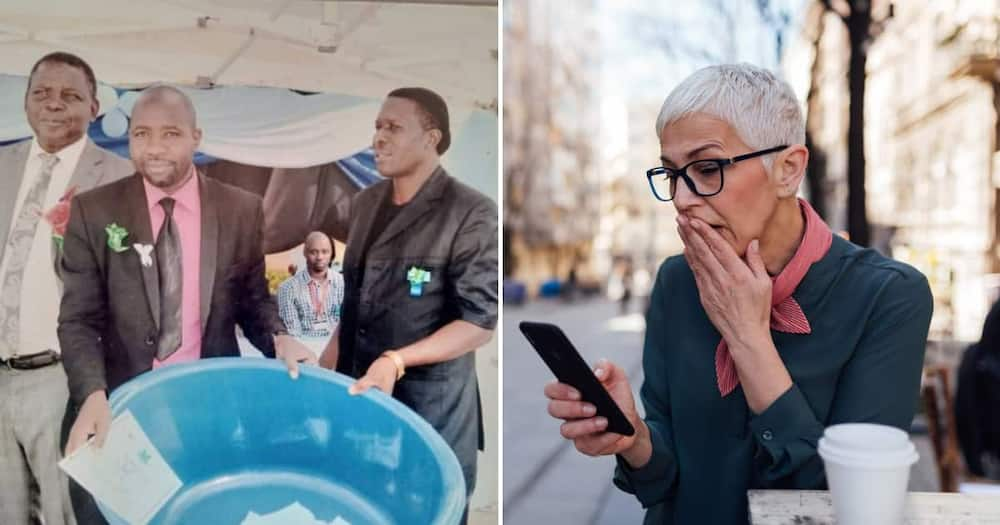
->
xmin=503 ymin=298 xmax=647 ymax=524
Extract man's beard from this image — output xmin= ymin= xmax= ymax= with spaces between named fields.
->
xmin=141 ymin=161 xmax=185 ymax=188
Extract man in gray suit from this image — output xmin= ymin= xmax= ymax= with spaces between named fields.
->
xmin=0 ymin=52 xmax=133 ymax=525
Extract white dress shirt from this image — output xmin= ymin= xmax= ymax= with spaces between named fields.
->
xmin=0 ymin=135 xmax=87 ymax=358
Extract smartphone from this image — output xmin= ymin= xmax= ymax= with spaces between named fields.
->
xmin=519 ymin=321 xmax=635 ymax=436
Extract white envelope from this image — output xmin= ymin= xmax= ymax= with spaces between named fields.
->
xmin=59 ymin=410 xmax=182 ymax=525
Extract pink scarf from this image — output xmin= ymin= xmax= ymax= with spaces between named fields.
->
xmin=715 ymin=198 xmax=832 ymax=397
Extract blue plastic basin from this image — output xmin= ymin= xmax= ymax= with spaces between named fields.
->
xmin=97 ymin=358 xmax=465 ymax=525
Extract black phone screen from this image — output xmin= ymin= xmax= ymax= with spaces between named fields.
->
xmin=519 ymin=321 xmax=635 ymax=436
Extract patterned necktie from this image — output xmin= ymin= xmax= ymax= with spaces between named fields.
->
xmin=0 ymin=153 xmax=60 ymax=357
xmin=156 ymin=197 xmax=183 ymax=360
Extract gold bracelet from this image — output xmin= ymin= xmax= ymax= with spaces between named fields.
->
xmin=381 ymin=350 xmax=406 ymax=381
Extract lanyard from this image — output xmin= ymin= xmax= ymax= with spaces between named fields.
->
xmin=308 ymin=278 xmax=328 ymax=317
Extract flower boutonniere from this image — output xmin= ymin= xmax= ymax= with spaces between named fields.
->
xmin=133 ymin=243 xmax=153 ymax=267
xmin=43 ymin=185 xmax=78 ymax=251
xmin=406 ymin=266 xmax=432 ymax=297
xmin=105 ymin=223 xmax=130 ymax=253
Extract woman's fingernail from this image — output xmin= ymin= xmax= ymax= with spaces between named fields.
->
xmin=569 ymin=389 xmax=581 ymax=400
xmin=595 ymin=417 xmax=608 ymax=429
xmin=583 ymin=404 xmax=596 ymax=416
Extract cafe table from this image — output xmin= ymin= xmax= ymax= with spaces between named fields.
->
xmin=748 ymin=490 xmax=1000 ymax=524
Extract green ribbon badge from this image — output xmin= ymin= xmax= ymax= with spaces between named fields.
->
xmin=105 ymin=223 xmax=130 ymax=253
xmin=407 ymin=266 xmax=431 ymax=297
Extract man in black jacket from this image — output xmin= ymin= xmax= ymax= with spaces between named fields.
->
xmin=320 ymin=87 xmax=498 ymax=523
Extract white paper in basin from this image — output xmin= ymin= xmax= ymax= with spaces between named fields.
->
xmin=241 ymin=502 xmax=351 ymax=525
xmin=59 ymin=410 xmax=182 ymax=525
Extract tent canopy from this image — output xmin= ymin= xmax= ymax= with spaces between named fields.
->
xmin=0 ymin=0 xmax=497 ymax=109
xmin=0 ymin=0 xmax=497 ymax=185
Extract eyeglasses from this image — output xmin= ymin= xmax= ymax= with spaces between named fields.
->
xmin=645 ymin=145 xmax=789 ymax=202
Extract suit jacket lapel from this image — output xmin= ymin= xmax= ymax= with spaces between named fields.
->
xmin=371 ymin=167 xmax=449 ymax=251
xmin=0 ymin=141 xmax=31 ymax=263
xmin=345 ymin=181 xmax=390 ymax=270
xmin=53 ymin=140 xmax=110 ymax=277
xmin=65 ymin=140 xmax=105 ymax=194
xmin=198 ymin=175 xmax=218 ymax=334
xmin=123 ymin=174 xmax=160 ymax=329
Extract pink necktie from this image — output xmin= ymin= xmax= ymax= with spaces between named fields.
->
xmin=715 ymin=199 xmax=833 ymax=396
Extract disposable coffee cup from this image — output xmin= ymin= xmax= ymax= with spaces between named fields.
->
xmin=818 ymin=424 xmax=918 ymax=525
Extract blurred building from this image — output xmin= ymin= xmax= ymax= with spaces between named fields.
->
xmin=503 ymin=0 xmax=603 ymax=294
xmin=591 ymin=98 xmax=681 ymax=299
xmin=787 ymin=0 xmax=1000 ymax=341
xmin=506 ymin=1 xmax=795 ymax=299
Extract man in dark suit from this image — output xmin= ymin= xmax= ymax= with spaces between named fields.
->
xmin=57 ymin=85 xmax=315 ymax=524
xmin=0 ymin=51 xmax=133 ymax=525
xmin=319 ymin=87 xmax=498 ymax=524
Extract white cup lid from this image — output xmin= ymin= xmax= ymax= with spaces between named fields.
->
xmin=819 ymin=436 xmax=918 ymax=468
xmin=822 ymin=423 xmax=910 ymax=452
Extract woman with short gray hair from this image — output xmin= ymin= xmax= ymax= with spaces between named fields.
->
xmin=545 ymin=63 xmax=933 ymax=524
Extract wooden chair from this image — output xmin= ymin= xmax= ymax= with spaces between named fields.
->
xmin=921 ymin=364 xmax=963 ymax=492
xmin=921 ymin=364 xmax=1000 ymax=492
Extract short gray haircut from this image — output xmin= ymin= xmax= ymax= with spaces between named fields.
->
xmin=655 ymin=64 xmax=804 ymax=167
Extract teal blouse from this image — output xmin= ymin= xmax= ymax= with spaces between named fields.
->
xmin=613 ymin=236 xmax=933 ymax=524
